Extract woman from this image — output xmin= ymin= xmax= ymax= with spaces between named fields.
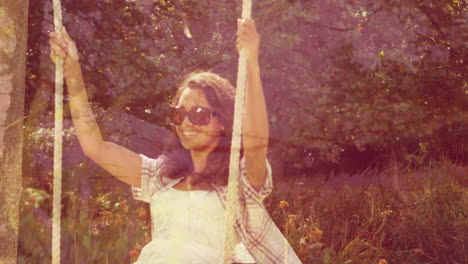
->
xmin=50 ymin=19 xmax=300 ymax=263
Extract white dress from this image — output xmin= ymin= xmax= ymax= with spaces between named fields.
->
xmin=132 ymin=156 xmax=256 ymax=264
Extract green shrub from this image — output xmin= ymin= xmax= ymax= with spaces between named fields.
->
xmin=266 ymin=160 xmax=467 ymax=264
xmin=18 ymin=161 xmax=466 ymax=263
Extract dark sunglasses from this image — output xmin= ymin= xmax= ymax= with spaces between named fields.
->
xmin=170 ymin=105 xmax=217 ymax=126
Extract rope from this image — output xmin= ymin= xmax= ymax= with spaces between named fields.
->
xmin=223 ymin=1 xmax=252 ymax=263
xmin=52 ymin=0 xmax=63 ymax=263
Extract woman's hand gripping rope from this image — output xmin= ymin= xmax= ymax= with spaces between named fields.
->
xmin=237 ymin=19 xmax=260 ymax=62
xmin=49 ymin=27 xmax=79 ymax=68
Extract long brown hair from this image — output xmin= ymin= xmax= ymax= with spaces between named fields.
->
xmin=159 ymin=71 xmax=236 ymax=190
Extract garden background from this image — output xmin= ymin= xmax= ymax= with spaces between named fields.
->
xmin=0 ymin=0 xmax=466 ymax=263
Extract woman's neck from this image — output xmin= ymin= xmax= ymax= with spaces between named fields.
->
xmin=177 ymin=151 xmax=209 ymax=190
xmin=190 ymin=150 xmax=209 ymax=174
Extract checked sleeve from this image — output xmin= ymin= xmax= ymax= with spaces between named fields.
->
xmin=131 ymin=154 xmax=166 ymax=203
xmin=239 ymin=156 xmax=273 ymax=204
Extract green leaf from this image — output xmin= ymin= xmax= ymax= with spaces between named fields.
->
xmin=343 ymin=237 xmax=362 ymax=256
xmin=83 ymin=234 xmax=91 ymax=250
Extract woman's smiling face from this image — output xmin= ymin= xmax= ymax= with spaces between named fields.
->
xmin=174 ymin=87 xmax=224 ymax=153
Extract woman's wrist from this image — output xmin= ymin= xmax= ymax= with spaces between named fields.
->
xmin=64 ymin=56 xmax=80 ymax=70
xmin=247 ymin=57 xmax=260 ymax=73
xmin=64 ymin=59 xmax=86 ymax=97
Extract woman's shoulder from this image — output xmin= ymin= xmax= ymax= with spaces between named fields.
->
xmin=138 ymin=153 xmax=184 ymax=193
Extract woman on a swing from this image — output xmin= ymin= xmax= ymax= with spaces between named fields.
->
xmin=50 ymin=18 xmax=300 ymax=264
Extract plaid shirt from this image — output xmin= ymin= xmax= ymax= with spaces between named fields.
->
xmin=132 ymin=154 xmax=302 ymax=264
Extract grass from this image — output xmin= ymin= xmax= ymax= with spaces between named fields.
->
xmin=17 ymin=159 xmax=467 ymax=263
xmin=265 ymin=160 xmax=467 ymax=264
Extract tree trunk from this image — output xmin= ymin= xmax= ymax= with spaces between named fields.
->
xmin=0 ymin=0 xmax=29 ymax=263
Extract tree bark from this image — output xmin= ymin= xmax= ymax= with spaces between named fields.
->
xmin=0 ymin=0 xmax=29 ymax=263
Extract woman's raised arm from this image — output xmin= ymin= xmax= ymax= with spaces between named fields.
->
xmin=49 ymin=27 xmax=142 ymax=187
xmin=237 ymin=19 xmax=269 ymax=192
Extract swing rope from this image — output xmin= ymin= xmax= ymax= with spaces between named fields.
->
xmin=52 ymin=0 xmax=63 ymax=263
xmin=223 ymin=0 xmax=252 ymax=263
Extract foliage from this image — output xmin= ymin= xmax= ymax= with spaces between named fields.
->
xmin=18 ymin=160 xmax=467 ymax=263
xmin=18 ymin=184 xmax=150 ymax=264
xmin=266 ymin=160 xmax=467 ymax=264
xmin=256 ymin=0 xmax=467 ymax=167
xmin=25 ymin=0 xmax=467 ymax=175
